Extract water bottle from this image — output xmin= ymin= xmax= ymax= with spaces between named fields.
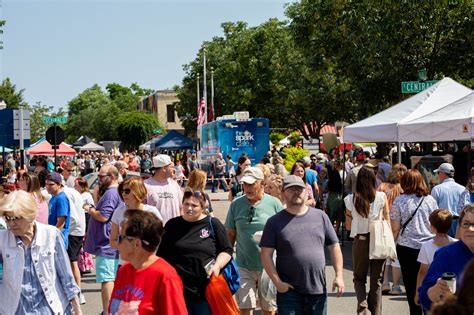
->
xmin=441 ymin=272 xmax=456 ymax=293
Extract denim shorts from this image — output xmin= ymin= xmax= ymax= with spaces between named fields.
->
xmin=96 ymin=256 xmax=119 ymax=283
xmin=277 ymin=289 xmax=327 ymax=315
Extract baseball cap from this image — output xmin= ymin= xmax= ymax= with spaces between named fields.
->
xmin=434 ymin=163 xmax=455 ymax=176
xmin=282 ymin=175 xmax=306 ymax=190
xmin=46 ymin=172 xmax=63 ymax=185
xmin=241 ymin=167 xmax=264 ymax=184
xmin=302 ymin=156 xmax=311 ymax=166
xmin=152 ymin=154 xmax=172 ymax=169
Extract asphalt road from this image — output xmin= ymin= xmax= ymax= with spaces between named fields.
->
xmin=80 ymin=191 xmax=410 ymax=315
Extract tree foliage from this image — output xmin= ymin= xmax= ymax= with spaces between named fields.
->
xmin=176 ymin=2 xmax=473 ymax=138
xmin=0 ymin=78 xmax=28 ymax=109
xmin=116 ymin=111 xmax=161 ymax=150
xmin=65 ymin=83 xmax=156 ymax=144
xmin=269 ymin=132 xmax=285 ymax=145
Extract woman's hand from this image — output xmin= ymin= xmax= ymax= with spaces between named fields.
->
xmin=207 ymin=263 xmax=221 ymax=278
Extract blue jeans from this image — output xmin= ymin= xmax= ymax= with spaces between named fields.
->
xmin=212 ymin=173 xmax=228 ymax=192
xmin=187 ymin=300 xmax=212 ymax=315
xmin=277 ymin=289 xmax=327 ymax=315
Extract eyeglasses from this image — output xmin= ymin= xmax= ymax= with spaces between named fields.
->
xmin=118 ymin=234 xmax=150 ymax=245
xmin=460 ymin=221 xmax=474 ymax=229
xmin=4 ymin=215 xmax=24 ymax=222
xmin=122 ymin=188 xmax=131 ymax=195
xmin=248 ymin=206 xmax=255 ymax=223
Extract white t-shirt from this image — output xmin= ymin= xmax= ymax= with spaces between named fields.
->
xmin=144 ymin=177 xmax=183 ymax=224
xmin=81 ymin=191 xmax=94 ymax=206
xmin=111 ymin=204 xmax=162 ymax=265
xmin=344 ymin=191 xmax=386 ymax=238
xmin=417 ymin=236 xmax=457 ymax=265
xmin=63 ymin=187 xmax=86 ymax=237
xmin=111 ymin=204 xmax=163 ymax=229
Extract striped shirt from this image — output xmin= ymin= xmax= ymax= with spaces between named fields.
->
xmin=15 ymin=233 xmax=77 ymax=314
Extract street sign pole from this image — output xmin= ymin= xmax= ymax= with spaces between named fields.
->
xmin=54 ymin=123 xmax=58 ymax=171
xmin=19 ymin=106 xmax=25 ymax=169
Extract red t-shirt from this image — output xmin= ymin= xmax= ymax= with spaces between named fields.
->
xmin=109 ymin=258 xmax=187 ymax=315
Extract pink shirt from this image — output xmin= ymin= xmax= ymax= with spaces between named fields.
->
xmin=144 ymin=177 xmax=183 ymax=224
xmin=34 ymin=195 xmax=49 ymax=224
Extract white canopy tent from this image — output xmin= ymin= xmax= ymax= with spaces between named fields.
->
xmin=398 ymin=92 xmax=474 ymax=142
xmin=79 ymin=141 xmax=105 ymax=152
xmin=343 ymin=78 xmax=472 ymax=143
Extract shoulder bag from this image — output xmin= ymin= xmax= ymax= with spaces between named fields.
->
xmin=400 ymin=197 xmax=425 ymax=236
xmin=369 ymin=196 xmax=397 ymax=260
xmin=208 ymin=216 xmax=241 ymax=295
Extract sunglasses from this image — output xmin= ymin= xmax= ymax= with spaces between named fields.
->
xmin=248 ymin=206 xmax=255 ymax=223
xmin=98 ymin=174 xmax=111 ymax=178
xmin=118 ymin=234 xmax=150 ymax=246
xmin=4 ymin=215 xmax=24 ymax=222
xmin=183 ymin=190 xmax=203 ymax=199
xmin=121 ymin=188 xmax=131 ymax=195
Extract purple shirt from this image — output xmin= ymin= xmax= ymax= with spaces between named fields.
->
xmin=84 ymin=187 xmax=123 ymax=258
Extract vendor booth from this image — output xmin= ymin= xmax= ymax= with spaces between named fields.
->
xmin=26 ymin=140 xmax=76 ymax=156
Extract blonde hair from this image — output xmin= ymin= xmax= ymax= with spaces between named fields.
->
xmin=0 ymin=190 xmax=37 ymax=221
xmin=119 ymin=177 xmax=147 ymax=202
xmin=186 ymin=169 xmax=207 ymax=192
xmin=256 ymin=163 xmax=271 ymax=178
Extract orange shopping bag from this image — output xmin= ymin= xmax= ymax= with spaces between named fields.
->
xmin=205 ymin=274 xmax=240 ymax=315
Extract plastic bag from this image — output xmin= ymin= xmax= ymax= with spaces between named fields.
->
xmin=205 ymin=274 xmax=239 ymax=315
xmin=260 ymin=269 xmax=277 ymax=301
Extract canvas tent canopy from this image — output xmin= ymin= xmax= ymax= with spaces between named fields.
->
xmin=343 ymin=78 xmax=472 ymax=143
xmin=398 ymin=92 xmax=474 ymax=142
xmin=80 ymin=141 xmax=105 ymax=152
xmin=26 ymin=140 xmax=76 ymax=156
xmin=72 ymin=135 xmax=92 ymax=148
xmin=152 ymin=130 xmax=194 ymax=150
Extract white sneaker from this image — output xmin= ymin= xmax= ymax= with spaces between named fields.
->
xmin=79 ymin=293 xmax=86 ymax=305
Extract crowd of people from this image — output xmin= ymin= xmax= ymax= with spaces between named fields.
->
xmin=0 ymin=144 xmax=473 ymax=315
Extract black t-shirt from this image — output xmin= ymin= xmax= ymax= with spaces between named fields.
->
xmin=157 ymin=216 xmax=233 ymax=303
xmin=327 ymin=162 xmax=342 ymax=193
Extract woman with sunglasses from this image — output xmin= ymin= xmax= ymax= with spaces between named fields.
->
xmin=110 ymin=177 xmax=162 ymax=252
xmin=186 ymin=169 xmax=214 ymax=215
xmin=157 ymin=189 xmax=233 ymax=314
xmin=109 ymin=210 xmax=187 ymax=314
xmin=0 ymin=190 xmax=82 ymax=315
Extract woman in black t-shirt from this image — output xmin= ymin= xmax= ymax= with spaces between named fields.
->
xmin=157 ymin=190 xmax=233 ymax=315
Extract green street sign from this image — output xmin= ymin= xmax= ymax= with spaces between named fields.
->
xmin=153 ymin=128 xmax=162 ymax=135
xmin=42 ymin=116 xmax=68 ymax=124
xmin=401 ymin=80 xmax=438 ymax=94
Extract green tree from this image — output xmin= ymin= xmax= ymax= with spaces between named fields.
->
xmin=28 ymin=102 xmax=53 ymax=143
xmin=269 ymin=132 xmax=285 ymax=146
xmin=0 ymin=78 xmax=28 ymax=109
xmin=116 ymin=112 xmax=162 ymax=150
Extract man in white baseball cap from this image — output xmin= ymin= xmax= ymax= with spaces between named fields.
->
xmin=431 ymin=162 xmax=470 ymax=236
xmin=225 ymin=167 xmax=283 ymax=314
xmin=144 ymin=154 xmax=182 ymax=224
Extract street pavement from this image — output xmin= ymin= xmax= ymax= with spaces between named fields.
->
xmin=80 ymin=191 xmax=409 ymax=314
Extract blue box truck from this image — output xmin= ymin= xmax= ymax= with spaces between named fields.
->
xmin=198 ymin=117 xmax=270 ymax=172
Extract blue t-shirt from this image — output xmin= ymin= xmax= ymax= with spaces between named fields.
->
xmin=305 ymin=169 xmax=318 ymax=194
xmin=48 ymin=191 xmax=71 ymax=248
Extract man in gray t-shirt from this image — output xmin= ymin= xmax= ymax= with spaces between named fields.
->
xmin=260 ymin=175 xmax=345 ymax=314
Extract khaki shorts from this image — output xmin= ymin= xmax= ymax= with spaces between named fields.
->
xmin=235 ymin=267 xmax=277 ymax=312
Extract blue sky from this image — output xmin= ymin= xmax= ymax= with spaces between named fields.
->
xmin=1 ymin=0 xmax=290 ymax=110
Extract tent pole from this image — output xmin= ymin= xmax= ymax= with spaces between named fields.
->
xmin=397 ymin=142 xmax=402 ymax=165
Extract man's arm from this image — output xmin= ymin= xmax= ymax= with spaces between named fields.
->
xmin=227 ymin=228 xmax=236 ymax=247
xmin=260 ymin=247 xmax=293 ymax=293
xmin=85 ymin=204 xmax=108 ymax=223
xmin=56 ymin=216 xmax=66 ymax=231
xmin=327 ymin=243 xmax=345 ymax=297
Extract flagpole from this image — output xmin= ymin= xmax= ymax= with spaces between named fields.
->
xmin=203 ymin=45 xmax=208 ymax=124
xmin=196 ymin=73 xmax=200 ymax=118
xmin=211 ymin=67 xmax=214 ymax=122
